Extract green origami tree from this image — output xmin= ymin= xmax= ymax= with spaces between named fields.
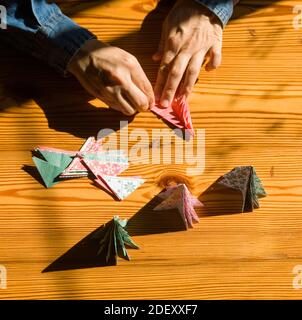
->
xmin=93 ymin=216 xmax=139 ymax=264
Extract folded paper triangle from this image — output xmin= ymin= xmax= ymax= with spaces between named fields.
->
xmin=61 ymin=137 xmax=103 ymax=178
xmin=32 ymin=152 xmax=73 ymax=188
xmin=204 ymin=166 xmax=267 ymax=212
xmin=93 ymin=216 xmax=139 ymax=263
xmin=94 ymin=175 xmax=145 ymax=201
xmin=82 ymin=152 xmax=128 ymax=177
xmin=38 ymin=150 xmax=73 ymax=168
xmin=154 ymin=184 xmax=203 ymax=229
xmin=32 ymin=137 xmax=146 ymax=201
xmin=151 ymin=97 xmax=194 ymax=136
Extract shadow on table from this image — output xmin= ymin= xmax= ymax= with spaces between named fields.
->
xmin=0 ymin=0 xmax=282 ymax=139
xmin=198 ymin=185 xmax=246 ymax=216
xmin=126 ymin=193 xmax=187 ymax=236
xmin=0 ymin=0 xmax=174 ymax=138
xmin=0 ymin=0 xmax=280 ymax=273
xmin=42 ymin=225 xmax=116 ymax=272
xmin=22 ymin=165 xmax=46 ymax=186
xmin=43 ymin=190 xmax=187 ymax=272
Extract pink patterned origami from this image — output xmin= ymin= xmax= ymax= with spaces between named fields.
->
xmin=151 ymin=97 xmax=194 ymax=136
xmin=154 ymin=184 xmax=203 ymax=229
xmin=61 ymin=137 xmax=103 ymax=177
xmin=33 ymin=137 xmax=145 ymax=200
xmin=94 ymin=175 xmax=145 ymax=201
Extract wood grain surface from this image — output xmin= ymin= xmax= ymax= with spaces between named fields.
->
xmin=1 ymin=0 xmax=302 ymax=299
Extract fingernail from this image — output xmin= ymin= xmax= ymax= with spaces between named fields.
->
xmin=161 ymin=99 xmax=169 ymax=108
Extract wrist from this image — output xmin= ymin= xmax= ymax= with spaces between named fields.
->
xmin=175 ymin=0 xmax=222 ymax=27
xmin=67 ymin=39 xmax=108 ymax=74
xmin=194 ymin=0 xmax=234 ymax=27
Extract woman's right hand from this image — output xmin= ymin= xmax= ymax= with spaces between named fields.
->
xmin=67 ymin=39 xmax=154 ymax=116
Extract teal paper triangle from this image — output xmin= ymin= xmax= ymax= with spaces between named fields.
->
xmin=37 ymin=150 xmax=73 ymax=168
xmin=32 ymin=156 xmax=69 ymax=188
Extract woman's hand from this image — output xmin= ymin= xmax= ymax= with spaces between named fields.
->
xmin=153 ymin=0 xmax=223 ymax=107
xmin=68 ymin=39 xmax=154 ymax=116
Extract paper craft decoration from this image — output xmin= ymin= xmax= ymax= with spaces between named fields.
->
xmin=61 ymin=136 xmax=104 ymax=178
xmin=94 ymin=175 xmax=145 ymax=201
xmin=36 ymin=137 xmax=103 ymax=178
xmin=151 ymin=96 xmax=194 ymax=136
xmin=32 ymin=151 xmax=73 ymax=188
xmin=202 ymin=166 xmax=267 ymax=212
xmin=93 ymin=216 xmax=139 ymax=263
xmin=154 ymin=184 xmax=203 ymax=229
xmin=32 ymin=137 xmax=145 ymax=200
xmin=82 ymin=151 xmax=129 ymax=177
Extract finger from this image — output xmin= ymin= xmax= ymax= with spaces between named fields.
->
xmin=74 ymin=72 xmax=134 ymax=116
xmin=179 ymin=51 xmax=205 ymax=98
xmin=160 ymin=52 xmax=191 ymax=107
xmin=154 ymin=36 xmax=180 ymax=101
xmin=152 ymin=27 xmax=165 ymax=62
xmin=123 ymin=82 xmax=149 ymax=112
xmin=75 ymin=72 xmax=104 ymax=101
xmin=84 ymin=77 xmax=128 ymax=113
xmin=116 ymin=90 xmax=137 ymax=116
xmin=131 ymin=63 xmax=155 ymax=108
xmin=205 ymin=43 xmax=222 ymax=71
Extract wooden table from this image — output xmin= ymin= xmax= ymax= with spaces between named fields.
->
xmin=1 ymin=0 xmax=302 ymax=300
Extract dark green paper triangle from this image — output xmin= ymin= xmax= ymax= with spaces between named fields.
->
xmin=32 ymin=157 xmax=65 ymax=188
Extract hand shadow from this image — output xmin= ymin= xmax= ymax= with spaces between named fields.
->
xmin=3 ymin=62 xmax=134 ymax=139
xmin=0 ymin=0 xmax=176 ymax=139
xmin=0 ymin=0 xmax=281 ymax=140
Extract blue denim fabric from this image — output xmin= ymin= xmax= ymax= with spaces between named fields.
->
xmin=0 ymin=0 xmax=96 ymax=75
xmin=195 ymin=0 xmax=234 ymax=26
xmin=0 ymin=1 xmax=233 ymax=76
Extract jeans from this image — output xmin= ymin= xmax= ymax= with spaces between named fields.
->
xmin=0 ymin=0 xmax=235 ymax=75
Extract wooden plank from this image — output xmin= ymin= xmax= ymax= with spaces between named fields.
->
xmin=0 ymin=0 xmax=302 ymax=299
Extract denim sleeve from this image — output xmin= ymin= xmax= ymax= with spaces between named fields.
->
xmin=0 ymin=0 xmax=96 ymax=75
xmin=195 ymin=0 xmax=234 ymax=27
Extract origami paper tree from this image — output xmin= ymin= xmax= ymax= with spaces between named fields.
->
xmin=32 ymin=150 xmax=73 ymax=188
xmin=151 ymin=96 xmax=194 ymax=137
xmin=154 ymin=184 xmax=203 ymax=229
xmin=32 ymin=137 xmax=145 ymax=200
xmin=93 ymin=216 xmax=139 ymax=264
xmin=202 ymin=166 xmax=267 ymax=212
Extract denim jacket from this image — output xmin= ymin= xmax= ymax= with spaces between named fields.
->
xmin=0 ymin=0 xmax=236 ymax=76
